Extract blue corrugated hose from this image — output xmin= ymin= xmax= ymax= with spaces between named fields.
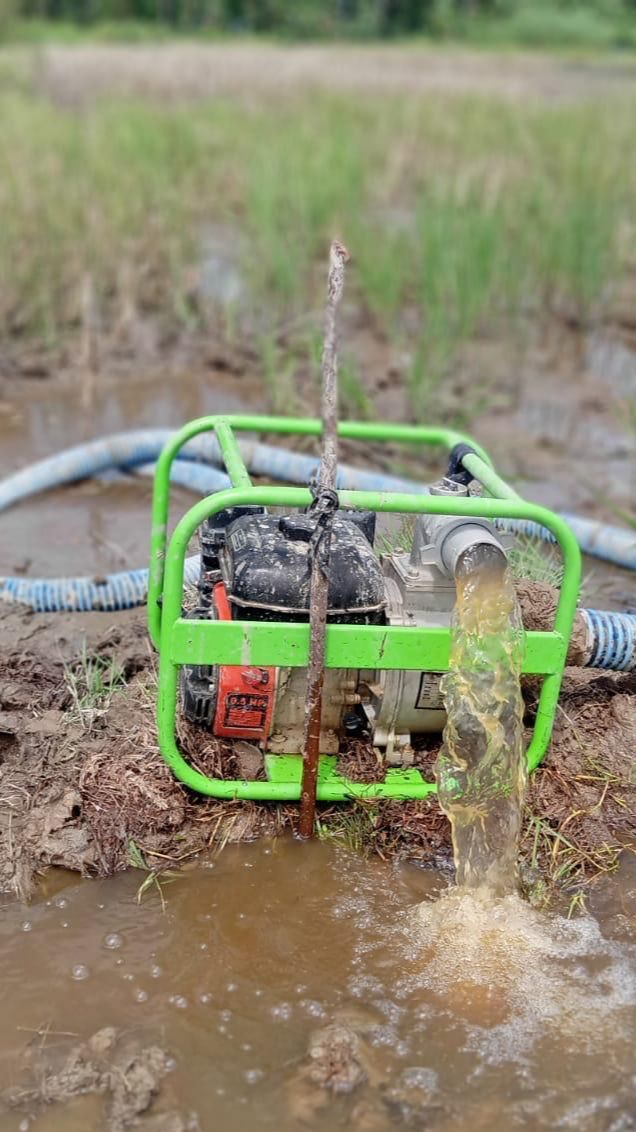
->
xmin=0 ymin=431 xmax=633 ymax=669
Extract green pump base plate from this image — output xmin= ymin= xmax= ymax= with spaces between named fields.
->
xmin=264 ymin=754 xmax=436 ymax=801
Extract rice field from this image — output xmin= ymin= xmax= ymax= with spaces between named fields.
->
xmin=1 ymin=43 xmax=636 ymax=420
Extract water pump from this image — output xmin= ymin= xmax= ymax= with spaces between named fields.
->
xmin=148 ymin=414 xmax=581 ymax=803
xmin=180 ymin=478 xmax=514 ymax=765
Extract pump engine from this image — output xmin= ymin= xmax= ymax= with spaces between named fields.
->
xmin=181 ymin=482 xmax=506 ymax=763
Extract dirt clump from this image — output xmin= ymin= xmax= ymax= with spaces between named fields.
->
xmin=515 ymin=579 xmax=589 ymax=666
xmin=286 ymin=1021 xmax=372 ymax=1123
xmin=306 ymin=1023 xmax=368 ymax=1093
xmin=1 ymin=1027 xmax=192 ymax=1131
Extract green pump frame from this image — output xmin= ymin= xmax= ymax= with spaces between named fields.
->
xmin=148 ymin=415 xmax=581 ymax=802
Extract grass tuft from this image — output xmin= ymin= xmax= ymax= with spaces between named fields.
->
xmin=64 ymin=644 xmax=126 ymax=728
xmin=509 ymin=534 xmax=564 ymax=588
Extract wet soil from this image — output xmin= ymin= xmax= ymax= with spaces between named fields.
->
xmin=32 ymin=43 xmax=636 ymax=107
xmin=0 ymin=593 xmax=634 ymax=904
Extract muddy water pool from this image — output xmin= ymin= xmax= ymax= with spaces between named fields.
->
xmin=0 ymin=370 xmax=263 ymax=577
xmin=0 ymin=841 xmax=635 ymax=1131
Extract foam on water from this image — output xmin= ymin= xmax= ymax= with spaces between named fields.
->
xmin=397 ymin=888 xmax=636 ymax=1062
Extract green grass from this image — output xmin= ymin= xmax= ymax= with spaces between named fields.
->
xmin=64 ymin=644 xmax=126 ymax=726
xmin=1 ymin=69 xmax=635 ymax=417
xmin=316 ymin=805 xmax=379 ymax=855
xmin=508 ymin=535 xmax=565 ymax=589
xmin=440 ymin=3 xmax=636 ymax=51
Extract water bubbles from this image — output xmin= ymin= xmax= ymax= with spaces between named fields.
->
xmin=241 ymin=1042 xmax=253 ymax=1052
xmin=369 ymin=1024 xmax=398 ymax=1048
xmin=103 ymin=932 xmax=123 ymax=950
xmin=220 ymin=1009 xmax=232 ymax=1023
xmin=150 ymin=964 xmax=162 ymax=978
xmin=54 ymin=896 xmax=68 ymax=909
xmin=165 ymin=1057 xmax=177 ymax=1072
xmin=226 ymin=981 xmax=237 ymax=993
xmin=169 ymin=994 xmax=189 ymax=1009
xmin=199 ymin=943 xmax=208 ymax=951
xmin=21 ymin=921 xmax=32 ymax=933
xmin=300 ymin=999 xmax=327 ymax=1019
xmin=199 ymin=993 xmax=212 ymax=1005
xmin=401 ymin=1066 xmax=438 ymax=1091
xmin=270 ymin=1002 xmax=292 ymax=1022
xmin=123 ymin=973 xmax=134 ymax=982
xmin=61 ymin=922 xmax=69 ymax=929
xmin=244 ymin=1068 xmax=264 ymax=1085
xmin=71 ymin=964 xmax=90 ymax=981
xmin=134 ymin=988 xmax=148 ymax=1003
xmin=374 ymin=997 xmax=403 ymax=1024
xmin=349 ymin=973 xmax=383 ymax=998
xmin=115 ymin=958 xmax=125 ymax=967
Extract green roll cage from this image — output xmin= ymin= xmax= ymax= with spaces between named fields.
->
xmin=148 ymin=416 xmax=581 ymax=802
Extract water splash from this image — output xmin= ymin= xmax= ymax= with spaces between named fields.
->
xmin=404 ymin=887 xmax=636 ymax=1061
xmin=435 ymin=544 xmax=526 ymax=895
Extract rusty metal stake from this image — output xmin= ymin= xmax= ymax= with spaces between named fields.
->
xmin=298 ymin=239 xmax=349 ymax=840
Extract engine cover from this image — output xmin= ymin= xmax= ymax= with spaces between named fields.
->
xmin=219 ymin=511 xmax=385 ymax=623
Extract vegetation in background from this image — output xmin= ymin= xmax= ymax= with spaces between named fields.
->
xmin=1 ymin=76 xmax=633 ymax=418
xmin=4 ymin=0 xmax=636 ymax=48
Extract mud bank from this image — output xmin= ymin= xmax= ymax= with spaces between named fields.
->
xmin=0 ymin=595 xmax=634 ymax=905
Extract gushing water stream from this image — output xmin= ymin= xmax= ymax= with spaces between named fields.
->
xmin=435 ymin=544 xmax=527 ymax=895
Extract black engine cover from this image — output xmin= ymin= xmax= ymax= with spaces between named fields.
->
xmin=219 ymin=512 xmax=385 ymax=623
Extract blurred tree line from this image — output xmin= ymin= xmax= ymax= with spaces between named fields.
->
xmin=4 ymin=0 xmax=633 ymax=42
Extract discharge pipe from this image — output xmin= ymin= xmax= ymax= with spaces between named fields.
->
xmin=415 ymin=477 xmax=507 ymax=578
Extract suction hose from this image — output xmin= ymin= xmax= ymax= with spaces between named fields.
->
xmin=0 ymin=431 xmax=419 ymax=614
xmin=578 ymin=609 xmax=636 ymax=671
xmin=493 ymin=516 xmax=636 ymax=575
xmin=0 ymin=430 xmax=634 ymax=669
